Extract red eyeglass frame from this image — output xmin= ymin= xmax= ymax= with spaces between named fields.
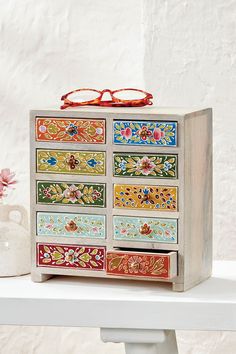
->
xmin=60 ymin=88 xmax=153 ymax=109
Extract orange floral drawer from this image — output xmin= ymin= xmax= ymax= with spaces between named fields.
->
xmin=114 ymin=184 xmax=178 ymax=211
xmin=106 ymin=251 xmax=177 ymax=279
xmin=36 ymin=117 xmax=105 ymax=144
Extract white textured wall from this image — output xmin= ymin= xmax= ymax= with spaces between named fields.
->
xmin=0 ymin=0 xmax=235 ymax=353
xmin=0 ymin=0 xmax=143 ymax=207
xmin=143 ymin=1 xmax=236 ymax=353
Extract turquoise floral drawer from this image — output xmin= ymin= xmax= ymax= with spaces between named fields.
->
xmin=37 ymin=212 xmax=106 ymax=239
xmin=113 ymin=216 xmax=177 ymax=243
xmin=113 ymin=120 xmax=177 ymax=146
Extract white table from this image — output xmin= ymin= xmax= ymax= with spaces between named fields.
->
xmin=0 ymin=261 xmax=235 ymax=354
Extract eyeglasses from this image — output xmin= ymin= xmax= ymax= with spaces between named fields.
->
xmin=60 ymin=88 xmax=153 ymax=109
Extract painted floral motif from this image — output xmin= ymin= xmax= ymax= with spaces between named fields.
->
xmin=113 ymin=121 xmax=177 ymax=146
xmin=37 ymin=181 xmax=105 ymax=207
xmin=113 ymin=216 xmax=177 ymax=243
xmin=113 ymin=153 xmax=177 ymax=178
xmin=106 ymin=252 xmax=169 ymax=278
xmin=37 ymin=212 xmax=106 ymax=238
xmin=37 ymin=150 xmax=105 ymax=176
xmin=114 ymin=184 xmax=177 ymax=211
xmin=37 ymin=243 xmax=105 ymax=269
xmin=36 ymin=118 xmax=105 ymax=144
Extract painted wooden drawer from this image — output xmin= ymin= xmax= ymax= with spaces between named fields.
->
xmin=113 ymin=120 xmax=177 ymax=146
xmin=113 ymin=216 xmax=177 ymax=243
xmin=113 ymin=153 xmax=177 ymax=178
xmin=106 ymin=250 xmax=177 ymax=279
xmin=36 ymin=117 xmax=105 ymax=144
xmin=37 ymin=181 xmax=106 ymax=207
xmin=114 ymin=184 xmax=177 ymax=211
xmin=37 ymin=212 xmax=106 ymax=239
xmin=37 ymin=243 xmax=105 ymax=270
xmin=37 ymin=149 xmax=106 ymax=176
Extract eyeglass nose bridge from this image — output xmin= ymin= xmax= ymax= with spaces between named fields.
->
xmin=100 ymin=89 xmax=113 ymax=101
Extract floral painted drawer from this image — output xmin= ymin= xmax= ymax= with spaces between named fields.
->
xmin=37 ymin=212 xmax=106 ymax=239
xmin=37 ymin=243 xmax=105 ymax=270
xmin=37 ymin=149 xmax=106 ymax=175
xmin=106 ymin=251 xmax=177 ymax=279
xmin=114 ymin=184 xmax=177 ymax=211
xmin=37 ymin=181 xmax=106 ymax=207
xmin=113 ymin=120 xmax=177 ymax=146
xmin=113 ymin=153 xmax=177 ymax=178
xmin=113 ymin=216 xmax=177 ymax=243
xmin=36 ymin=117 xmax=105 ymax=144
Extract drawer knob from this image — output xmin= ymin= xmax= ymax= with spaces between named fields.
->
xmin=66 ymin=155 xmax=79 ymax=169
xmin=137 ymin=126 xmax=152 ymax=140
xmin=139 ymin=223 xmax=152 ymax=236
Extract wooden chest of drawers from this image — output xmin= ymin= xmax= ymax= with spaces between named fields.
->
xmin=30 ymin=106 xmax=212 ymax=291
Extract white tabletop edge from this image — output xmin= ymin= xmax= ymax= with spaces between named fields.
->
xmin=0 ymin=261 xmax=235 ymax=331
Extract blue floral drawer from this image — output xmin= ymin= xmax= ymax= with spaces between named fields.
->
xmin=113 ymin=120 xmax=177 ymax=146
xmin=37 ymin=212 xmax=106 ymax=239
xmin=114 ymin=216 xmax=177 ymax=243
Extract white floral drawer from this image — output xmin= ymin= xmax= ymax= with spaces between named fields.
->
xmin=113 ymin=216 xmax=177 ymax=243
xmin=37 ymin=212 xmax=106 ymax=239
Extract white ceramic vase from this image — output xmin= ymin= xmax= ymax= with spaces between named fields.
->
xmin=0 ymin=204 xmax=30 ymax=276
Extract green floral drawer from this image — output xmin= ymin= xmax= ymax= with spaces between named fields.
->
xmin=113 ymin=216 xmax=177 ymax=243
xmin=113 ymin=153 xmax=177 ymax=178
xmin=37 ymin=181 xmax=106 ymax=207
xmin=37 ymin=212 xmax=106 ymax=239
xmin=37 ymin=149 xmax=105 ymax=176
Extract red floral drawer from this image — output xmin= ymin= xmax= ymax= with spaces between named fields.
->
xmin=37 ymin=243 xmax=105 ymax=270
xmin=106 ymin=251 xmax=177 ymax=279
xmin=36 ymin=117 xmax=105 ymax=144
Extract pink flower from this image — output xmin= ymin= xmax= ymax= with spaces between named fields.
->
xmin=121 ymin=127 xmax=132 ymax=140
xmin=153 ymin=128 xmax=165 ymax=141
xmin=63 ymin=185 xmax=83 ymax=203
xmin=0 ymin=185 xmax=6 ymax=199
xmin=120 ymin=228 xmax=127 ymax=234
xmin=46 ymin=224 xmax=53 ymax=229
xmin=136 ymin=156 xmax=155 ymax=176
xmin=0 ymin=169 xmax=16 ymax=189
xmin=92 ymin=227 xmax=99 ymax=233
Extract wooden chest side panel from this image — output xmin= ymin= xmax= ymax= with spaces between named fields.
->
xmin=183 ymin=109 xmax=213 ymax=288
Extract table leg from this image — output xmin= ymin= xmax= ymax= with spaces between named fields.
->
xmin=100 ymin=328 xmax=178 ymax=354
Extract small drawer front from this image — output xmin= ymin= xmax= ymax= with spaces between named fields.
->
xmin=36 ymin=117 xmax=105 ymax=144
xmin=113 ymin=153 xmax=177 ymax=178
xmin=106 ymin=251 xmax=177 ymax=279
xmin=37 ymin=149 xmax=106 ymax=176
xmin=114 ymin=184 xmax=177 ymax=211
xmin=37 ymin=181 xmax=106 ymax=207
xmin=37 ymin=243 xmax=105 ymax=270
xmin=113 ymin=216 xmax=177 ymax=243
xmin=113 ymin=120 xmax=177 ymax=146
xmin=37 ymin=212 xmax=106 ymax=239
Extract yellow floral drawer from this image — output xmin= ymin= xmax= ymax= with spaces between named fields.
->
xmin=36 ymin=149 xmax=105 ymax=176
xmin=114 ymin=184 xmax=177 ymax=211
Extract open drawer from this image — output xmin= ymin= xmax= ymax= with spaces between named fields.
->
xmin=106 ymin=250 xmax=177 ymax=279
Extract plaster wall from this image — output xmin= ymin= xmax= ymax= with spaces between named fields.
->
xmin=0 ymin=1 xmax=235 ymax=353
